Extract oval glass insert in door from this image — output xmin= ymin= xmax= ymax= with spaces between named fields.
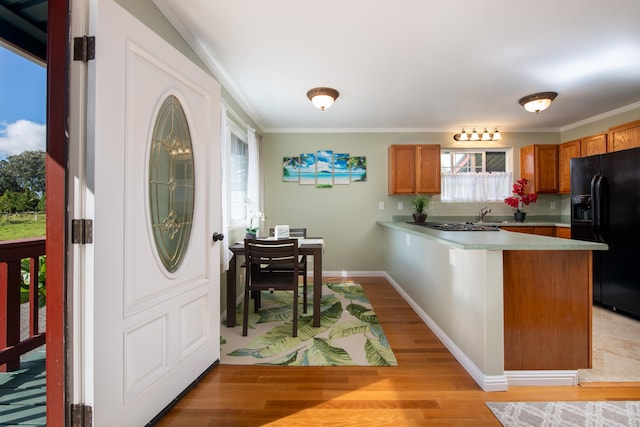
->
xmin=148 ymin=95 xmax=195 ymax=273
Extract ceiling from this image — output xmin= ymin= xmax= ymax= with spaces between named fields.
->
xmin=3 ymin=0 xmax=640 ymax=134
xmin=154 ymin=0 xmax=640 ymax=133
xmin=0 ymin=0 xmax=47 ymax=62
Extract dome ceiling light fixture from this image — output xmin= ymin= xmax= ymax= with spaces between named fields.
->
xmin=518 ymin=91 xmax=558 ymax=114
xmin=453 ymin=128 xmax=501 ymax=141
xmin=306 ymin=87 xmax=339 ymax=111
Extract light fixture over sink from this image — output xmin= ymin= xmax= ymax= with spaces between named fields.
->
xmin=518 ymin=91 xmax=558 ymax=113
xmin=307 ymin=87 xmax=339 ymax=111
xmin=453 ymin=128 xmax=501 ymax=141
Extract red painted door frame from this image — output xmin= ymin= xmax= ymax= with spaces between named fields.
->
xmin=46 ymin=0 xmax=68 ymax=425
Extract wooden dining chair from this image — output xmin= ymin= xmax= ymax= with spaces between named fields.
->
xmin=268 ymin=227 xmax=308 ymax=313
xmin=243 ymin=238 xmax=300 ymax=337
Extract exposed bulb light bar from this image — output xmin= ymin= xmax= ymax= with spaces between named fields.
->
xmin=453 ymin=128 xmax=502 ymax=141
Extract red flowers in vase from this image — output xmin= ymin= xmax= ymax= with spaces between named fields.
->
xmin=504 ymin=178 xmax=538 ymax=212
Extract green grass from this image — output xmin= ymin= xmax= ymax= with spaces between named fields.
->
xmin=0 ymin=213 xmax=46 ymax=240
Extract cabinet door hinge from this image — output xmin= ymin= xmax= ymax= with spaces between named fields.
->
xmin=71 ymin=219 xmax=93 ymax=244
xmin=73 ymin=36 xmax=95 ymax=62
xmin=70 ymin=403 xmax=93 ymax=426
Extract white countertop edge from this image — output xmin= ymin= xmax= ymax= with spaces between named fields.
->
xmin=377 ymin=221 xmax=608 ymax=251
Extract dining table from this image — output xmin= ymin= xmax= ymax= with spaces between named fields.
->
xmin=226 ymin=238 xmax=325 ymax=328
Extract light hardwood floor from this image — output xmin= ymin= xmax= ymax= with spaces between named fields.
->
xmin=155 ymin=277 xmax=640 ymax=426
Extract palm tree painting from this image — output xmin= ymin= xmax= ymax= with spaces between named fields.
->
xmin=349 ymin=156 xmax=367 ymax=182
xmin=316 ymin=150 xmax=333 ymax=188
xmin=333 ymin=153 xmax=350 ymax=185
xmin=282 ymin=156 xmax=300 ymax=182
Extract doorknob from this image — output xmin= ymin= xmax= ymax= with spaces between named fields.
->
xmin=212 ymin=232 xmax=224 ymax=242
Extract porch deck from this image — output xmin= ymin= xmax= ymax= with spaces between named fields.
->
xmin=0 ymin=349 xmax=46 ymax=426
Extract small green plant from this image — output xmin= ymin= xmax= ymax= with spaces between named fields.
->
xmin=21 ymin=256 xmax=46 ymax=307
xmin=411 ymin=194 xmax=428 ymax=214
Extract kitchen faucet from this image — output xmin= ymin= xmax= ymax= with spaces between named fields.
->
xmin=478 ymin=207 xmax=491 ymax=223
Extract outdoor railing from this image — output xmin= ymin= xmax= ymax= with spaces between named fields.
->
xmin=0 ymin=237 xmax=46 ymax=371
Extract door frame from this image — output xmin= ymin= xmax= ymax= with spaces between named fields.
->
xmin=46 ymin=0 xmax=68 ymax=425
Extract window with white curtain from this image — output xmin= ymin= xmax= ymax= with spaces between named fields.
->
xmin=440 ymin=149 xmax=512 ymax=202
xmin=228 ymin=128 xmax=248 ymax=226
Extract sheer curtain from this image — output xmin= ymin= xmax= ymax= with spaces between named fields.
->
xmin=220 ymin=104 xmax=232 ymax=271
xmin=220 ymin=105 xmax=263 ymax=271
xmin=441 ymin=171 xmax=512 ymax=202
xmin=246 ymin=128 xmax=261 ymax=218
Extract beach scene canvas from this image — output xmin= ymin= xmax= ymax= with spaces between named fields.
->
xmin=316 ymin=149 xmax=333 ymax=188
xmin=333 ymin=153 xmax=350 ymax=185
xmin=299 ymin=153 xmax=317 ymax=185
xmin=282 ymin=156 xmax=300 ymax=182
xmin=349 ymin=156 xmax=367 ymax=182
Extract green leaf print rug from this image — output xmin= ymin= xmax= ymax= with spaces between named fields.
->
xmin=221 ymin=282 xmax=398 ymax=366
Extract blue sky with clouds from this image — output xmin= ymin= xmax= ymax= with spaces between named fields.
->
xmin=0 ymin=46 xmax=47 ymax=158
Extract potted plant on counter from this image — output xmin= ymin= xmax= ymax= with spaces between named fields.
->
xmin=504 ymin=178 xmax=538 ymax=222
xmin=411 ymin=194 xmax=429 ymax=223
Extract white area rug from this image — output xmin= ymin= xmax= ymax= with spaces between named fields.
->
xmin=487 ymin=401 xmax=640 ymax=427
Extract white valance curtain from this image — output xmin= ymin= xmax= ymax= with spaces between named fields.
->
xmin=441 ymin=171 xmax=512 ymax=202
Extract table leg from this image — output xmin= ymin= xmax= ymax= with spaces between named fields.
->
xmin=313 ymin=248 xmax=322 ymax=327
xmin=226 ymin=254 xmax=237 ymax=327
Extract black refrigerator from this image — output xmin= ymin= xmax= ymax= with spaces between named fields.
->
xmin=570 ymin=147 xmax=640 ymax=320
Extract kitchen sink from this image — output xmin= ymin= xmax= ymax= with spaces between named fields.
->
xmin=407 ymin=222 xmax=501 ymax=231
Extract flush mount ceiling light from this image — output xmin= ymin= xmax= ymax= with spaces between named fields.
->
xmin=306 ymin=87 xmax=339 ymax=111
xmin=518 ymin=91 xmax=558 ymax=114
xmin=453 ymin=128 xmax=501 ymax=141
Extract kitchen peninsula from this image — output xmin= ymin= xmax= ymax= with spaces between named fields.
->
xmin=377 ymin=221 xmax=608 ymax=392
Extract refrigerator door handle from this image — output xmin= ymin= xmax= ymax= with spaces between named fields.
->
xmin=590 ymin=174 xmax=601 ymax=241
xmin=595 ymin=174 xmax=608 ymax=242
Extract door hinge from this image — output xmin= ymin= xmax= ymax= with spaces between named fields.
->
xmin=73 ymin=36 xmax=95 ymax=62
xmin=72 ymin=219 xmax=93 ymax=244
xmin=70 ymin=403 xmax=93 ymax=426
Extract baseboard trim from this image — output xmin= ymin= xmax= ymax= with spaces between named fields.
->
xmin=383 ymin=273 xmax=508 ymax=392
xmin=505 ymin=370 xmax=579 ymax=386
xmin=322 ymin=271 xmax=387 ymax=278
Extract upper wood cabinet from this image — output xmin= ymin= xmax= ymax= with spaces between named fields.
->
xmin=608 ymin=119 xmax=640 ymax=153
xmin=520 ymin=145 xmax=558 ymax=193
xmin=558 ymin=139 xmax=581 ymax=194
xmin=581 ymin=133 xmax=607 ymax=156
xmin=388 ymin=144 xmax=441 ymax=195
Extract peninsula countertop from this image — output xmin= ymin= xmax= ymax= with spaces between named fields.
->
xmin=377 ymin=220 xmax=608 ymax=251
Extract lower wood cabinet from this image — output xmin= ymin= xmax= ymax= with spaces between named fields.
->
xmin=503 ymin=250 xmax=592 ymax=370
xmin=501 ymin=226 xmax=554 ymax=236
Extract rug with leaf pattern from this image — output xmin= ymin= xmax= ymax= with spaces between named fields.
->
xmin=221 ymin=282 xmax=398 ymax=366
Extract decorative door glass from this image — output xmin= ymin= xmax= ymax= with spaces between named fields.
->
xmin=148 ymin=95 xmax=195 ymax=272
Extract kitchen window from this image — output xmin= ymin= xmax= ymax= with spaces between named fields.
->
xmin=440 ymin=148 xmax=512 ymax=202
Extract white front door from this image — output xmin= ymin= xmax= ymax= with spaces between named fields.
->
xmin=81 ymin=1 xmax=221 ymax=425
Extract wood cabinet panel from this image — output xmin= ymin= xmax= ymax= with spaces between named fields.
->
xmin=559 ymin=139 xmax=581 ymax=194
xmin=416 ymin=145 xmax=441 ymax=194
xmin=503 ymin=250 xmax=592 ymax=370
xmin=581 ymin=133 xmax=607 ymax=156
xmin=501 ymin=226 xmax=554 ymax=236
xmin=520 ymin=145 xmax=558 ymax=193
xmin=555 ymin=227 xmax=571 ymax=239
xmin=501 ymin=226 xmax=535 ymax=234
xmin=388 ymin=145 xmax=416 ymax=194
xmin=608 ymin=119 xmax=640 ymax=153
xmin=388 ymin=144 xmax=440 ymax=195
